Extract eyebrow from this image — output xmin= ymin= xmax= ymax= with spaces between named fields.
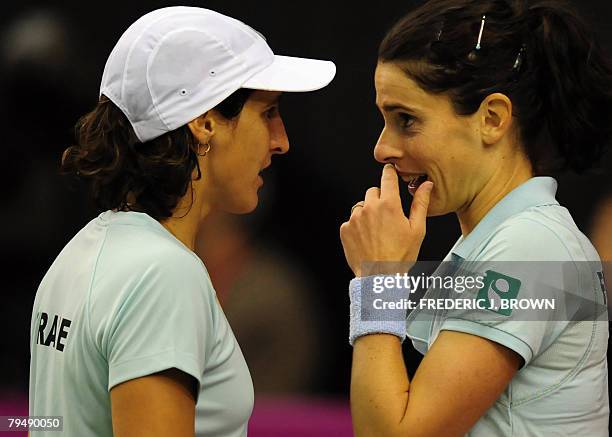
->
xmin=378 ymin=102 xmax=420 ymax=114
xmin=266 ymin=92 xmax=283 ymax=105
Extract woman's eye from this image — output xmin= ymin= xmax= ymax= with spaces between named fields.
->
xmin=398 ymin=113 xmax=415 ymax=129
xmin=265 ymin=106 xmax=279 ymax=119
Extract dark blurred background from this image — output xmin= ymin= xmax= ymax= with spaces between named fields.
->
xmin=0 ymin=0 xmax=610 ymax=435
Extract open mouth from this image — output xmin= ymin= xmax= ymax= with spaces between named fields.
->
xmin=257 ymin=162 xmax=271 ymax=185
xmin=406 ymin=174 xmax=428 ymax=191
xmin=258 ymin=165 xmax=269 ymax=178
xmin=259 ymin=162 xmax=271 ymax=174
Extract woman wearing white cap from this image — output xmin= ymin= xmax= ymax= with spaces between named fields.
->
xmin=28 ymin=6 xmax=335 ymax=437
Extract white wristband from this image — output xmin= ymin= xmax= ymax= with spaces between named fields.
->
xmin=348 ymin=276 xmax=409 ymax=346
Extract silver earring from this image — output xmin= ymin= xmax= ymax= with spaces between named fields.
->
xmin=197 ymin=142 xmax=211 ymax=156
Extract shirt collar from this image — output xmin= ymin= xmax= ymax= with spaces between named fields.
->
xmin=451 ymin=176 xmax=560 ymax=260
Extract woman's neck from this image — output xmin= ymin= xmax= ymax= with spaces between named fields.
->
xmin=457 ymin=154 xmax=533 ymax=237
xmin=160 ymin=188 xmax=211 ymax=251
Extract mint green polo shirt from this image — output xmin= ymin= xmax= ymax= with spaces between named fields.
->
xmin=406 ymin=177 xmax=609 ymax=436
xmin=29 ymin=210 xmax=253 ymax=436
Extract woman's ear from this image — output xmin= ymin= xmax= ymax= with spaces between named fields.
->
xmin=187 ymin=112 xmax=215 ymax=144
xmin=479 ymin=93 xmax=513 ymax=145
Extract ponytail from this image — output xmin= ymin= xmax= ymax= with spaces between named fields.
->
xmin=527 ymin=0 xmax=612 ymax=172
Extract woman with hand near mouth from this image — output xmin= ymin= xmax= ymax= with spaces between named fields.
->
xmin=341 ymin=0 xmax=612 ymax=436
xmin=29 ymin=7 xmax=335 ymax=437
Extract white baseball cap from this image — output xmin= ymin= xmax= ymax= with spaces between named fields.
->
xmin=100 ymin=6 xmax=336 ymax=142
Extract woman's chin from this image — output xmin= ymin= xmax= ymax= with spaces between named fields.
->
xmin=226 ymin=193 xmax=259 ymax=215
xmin=424 ymin=199 xmax=450 ymax=217
xmin=241 ymin=201 xmax=259 ymax=214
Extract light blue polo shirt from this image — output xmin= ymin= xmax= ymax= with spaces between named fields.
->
xmin=29 ymin=210 xmax=253 ymax=436
xmin=406 ymin=177 xmax=609 ymax=436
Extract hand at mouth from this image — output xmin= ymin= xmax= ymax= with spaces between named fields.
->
xmin=406 ymin=174 xmax=428 ymax=191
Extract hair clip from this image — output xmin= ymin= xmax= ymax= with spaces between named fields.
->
xmin=467 ymin=15 xmax=487 ymax=62
xmin=435 ymin=20 xmax=445 ymax=41
xmin=475 ymin=15 xmax=486 ymax=50
xmin=512 ymin=43 xmax=527 ymax=73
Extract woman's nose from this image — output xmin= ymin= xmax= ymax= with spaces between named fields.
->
xmin=374 ymin=128 xmax=401 ymax=164
xmin=271 ymin=117 xmax=289 ymax=155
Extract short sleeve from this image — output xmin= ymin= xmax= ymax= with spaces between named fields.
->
xmin=102 ymin=255 xmax=214 ymax=394
xmin=432 ymin=218 xmax=592 ymax=368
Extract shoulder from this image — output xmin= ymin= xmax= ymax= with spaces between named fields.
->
xmin=99 ymin=222 xmax=209 ymax=284
xmin=90 ymin=223 xmax=215 ymax=322
xmin=477 ymin=204 xmax=598 ymax=262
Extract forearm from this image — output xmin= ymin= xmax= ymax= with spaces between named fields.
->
xmin=351 ymin=334 xmax=411 ymax=437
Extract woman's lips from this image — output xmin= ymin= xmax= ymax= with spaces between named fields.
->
xmin=257 ymin=162 xmax=270 ymax=186
xmin=397 ymin=171 xmax=429 ymax=195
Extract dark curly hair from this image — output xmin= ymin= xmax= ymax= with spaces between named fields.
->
xmin=61 ymin=88 xmax=254 ymax=220
xmin=379 ymin=0 xmax=612 ymax=174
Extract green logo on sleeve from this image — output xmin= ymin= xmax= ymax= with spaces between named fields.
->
xmin=476 ymin=270 xmax=522 ymax=316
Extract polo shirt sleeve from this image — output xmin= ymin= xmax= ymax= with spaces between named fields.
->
xmin=103 ymin=255 xmax=215 ymax=394
xmin=435 ymin=218 xmax=586 ymax=368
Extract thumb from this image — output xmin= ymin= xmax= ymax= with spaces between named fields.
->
xmin=408 ymin=181 xmax=433 ymax=226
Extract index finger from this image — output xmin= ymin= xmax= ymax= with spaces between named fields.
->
xmin=380 ymin=164 xmax=400 ymax=203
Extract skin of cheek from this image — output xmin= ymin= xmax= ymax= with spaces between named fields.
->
xmin=401 ymin=135 xmax=452 ymax=217
xmin=208 ymin=109 xmax=270 ymax=214
xmin=194 ymin=121 xmax=242 ymax=214
xmin=406 ymin=116 xmax=486 ymax=217
xmin=442 ymin=124 xmax=500 ymax=217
